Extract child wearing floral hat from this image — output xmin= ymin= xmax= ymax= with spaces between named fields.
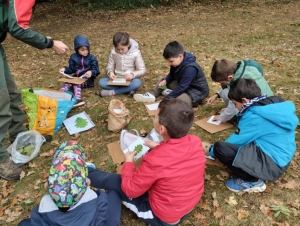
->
xmin=18 ymin=140 xmax=121 ymax=226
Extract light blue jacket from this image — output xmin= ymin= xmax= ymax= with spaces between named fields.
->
xmin=227 ymin=97 xmax=298 ymax=167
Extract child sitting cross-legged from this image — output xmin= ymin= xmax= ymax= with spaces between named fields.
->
xmin=98 ymin=32 xmax=146 ymax=97
xmin=207 ymin=78 xmax=298 ymax=192
xmin=133 ymin=41 xmax=209 ymax=107
xmin=88 ymin=98 xmax=206 ymax=225
xmin=18 ymin=140 xmax=121 ymax=226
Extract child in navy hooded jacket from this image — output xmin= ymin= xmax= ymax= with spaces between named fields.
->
xmin=60 ymin=35 xmax=100 ymax=107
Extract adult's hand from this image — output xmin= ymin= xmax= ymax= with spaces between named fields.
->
xmin=52 ymin=40 xmax=69 ymax=54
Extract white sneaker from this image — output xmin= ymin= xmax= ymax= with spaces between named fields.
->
xmin=162 ymin=88 xmax=172 ymax=96
xmin=133 ymin=92 xmax=155 ymax=102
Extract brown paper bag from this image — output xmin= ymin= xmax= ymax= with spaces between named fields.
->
xmin=107 ymin=99 xmax=130 ymax=132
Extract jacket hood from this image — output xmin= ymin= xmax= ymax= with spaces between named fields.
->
xmin=249 ymin=98 xmax=298 ymax=132
xmin=74 ymin=35 xmax=90 ymax=53
xmin=235 ymin=59 xmax=263 ymax=80
xmin=180 ymin=52 xmax=196 ymax=67
xmin=128 ymin=39 xmax=138 ymax=53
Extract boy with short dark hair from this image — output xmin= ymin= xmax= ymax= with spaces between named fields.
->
xmin=207 ymin=78 xmax=298 ymax=192
xmin=207 ymin=59 xmax=273 ymax=121
xmin=88 ymin=98 xmax=206 ymax=225
xmin=134 ymin=41 xmax=209 ymax=107
xmin=18 ymin=140 xmax=121 ymax=226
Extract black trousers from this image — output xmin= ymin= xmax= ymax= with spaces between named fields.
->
xmin=214 ymin=141 xmax=257 ymax=181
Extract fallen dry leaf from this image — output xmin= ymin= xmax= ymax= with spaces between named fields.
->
xmin=213 ymin=208 xmax=224 ymax=218
xmin=40 ymin=148 xmax=55 ymax=157
xmin=259 ymin=204 xmax=271 ymax=216
xmin=20 ymin=171 xmax=26 ymax=180
xmin=26 ymin=171 xmax=35 ymax=176
xmin=279 ymin=180 xmax=299 ymax=189
xmin=211 ymin=191 xmax=217 ymax=199
xmin=237 ymin=209 xmax=249 ymax=220
xmin=200 ymin=202 xmax=211 ymax=211
xmin=225 ymin=196 xmax=238 ymax=206
xmin=213 ymin=199 xmax=219 ymax=208
xmin=50 ymin=140 xmax=60 ymax=146
xmin=28 ymin=162 xmax=37 ymax=168
xmin=10 ymin=197 xmax=18 ymax=207
xmin=219 ymin=170 xmax=229 ymax=177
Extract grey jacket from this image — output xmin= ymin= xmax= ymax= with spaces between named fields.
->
xmin=106 ymin=39 xmax=146 ymax=78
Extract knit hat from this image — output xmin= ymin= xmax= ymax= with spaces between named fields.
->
xmin=48 ymin=140 xmax=88 ymax=209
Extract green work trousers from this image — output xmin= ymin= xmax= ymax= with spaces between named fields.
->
xmin=0 ymin=44 xmax=27 ymax=163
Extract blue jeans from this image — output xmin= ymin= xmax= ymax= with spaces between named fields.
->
xmin=98 ymin=78 xmax=142 ymax=95
xmin=88 ymin=168 xmax=189 ymax=226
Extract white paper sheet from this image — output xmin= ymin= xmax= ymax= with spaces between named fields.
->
xmin=63 ymin=112 xmax=95 ymax=135
xmin=113 ymin=78 xmax=126 ymax=83
xmin=60 ymin=71 xmax=74 ymax=78
xmin=146 ymin=103 xmax=159 ymax=111
xmin=207 ymin=116 xmax=222 ymax=125
xmin=122 ymin=137 xmax=150 ymax=161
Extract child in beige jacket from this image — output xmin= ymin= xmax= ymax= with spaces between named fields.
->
xmin=99 ymin=32 xmax=146 ymax=97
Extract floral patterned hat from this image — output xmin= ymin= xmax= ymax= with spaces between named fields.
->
xmin=47 ymin=140 xmax=88 ymax=209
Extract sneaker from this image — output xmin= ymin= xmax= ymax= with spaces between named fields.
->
xmin=226 ymin=178 xmax=266 ymax=193
xmin=100 ymin=89 xmax=115 ymax=97
xmin=0 ymin=159 xmax=22 ymax=180
xmin=133 ymin=92 xmax=155 ymax=102
xmin=86 ymin=162 xmax=95 ymax=169
xmin=162 ymin=88 xmax=172 ymax=96
xmin=73 ymin=99 xmax=85 ymax=108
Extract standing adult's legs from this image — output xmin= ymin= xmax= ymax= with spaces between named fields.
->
xmin=0 ymin=45 xmax=22 ymax=180
xmin=4 ymin=52 xmax=27 ymax=142
xmin=214 ymin=141 xmax=257 ymax=181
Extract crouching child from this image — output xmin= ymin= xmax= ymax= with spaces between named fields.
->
xmin=207 ymin=78 xmax=298 ymax=192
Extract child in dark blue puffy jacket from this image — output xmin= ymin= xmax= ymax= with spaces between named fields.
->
xmin=60 ymin=35 xmax=100 ymax=107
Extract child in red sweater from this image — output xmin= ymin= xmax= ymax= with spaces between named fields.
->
xmin=88 ymin=98 xmax=206 ymax=225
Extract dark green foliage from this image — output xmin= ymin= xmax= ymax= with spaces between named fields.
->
xmin=74 ymin=0 xmax=185 ymax=11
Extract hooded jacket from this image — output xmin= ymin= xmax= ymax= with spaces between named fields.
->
xmin=230 ymin=59 xmax=273 ymax=96
xmin=226 ymin=96 xmax=298 ymax=180
xmin=0 ymin=0 xmax=53 ymax=48
xmin=217 ymin=59 xmax=273 ymax=97
xmin=64 ymin=35 xmax=100 ymax=87
xmin=106 ymin=39 xmax=146 ymax=78
xmin=28 ymin=188 xmax=109 ymax=226
xmin=165 ymin=52 xmax=209 ymax=106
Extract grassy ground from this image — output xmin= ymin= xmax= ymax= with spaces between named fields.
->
xmin=1 ymin=0 xmax=300 ymax=225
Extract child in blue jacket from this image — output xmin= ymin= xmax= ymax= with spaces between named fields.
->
xmin=18 ymin=140 xmax=121 ymax=226
xmin=207 ymin=78 xmax=298 ymax=193
xmin=60 ymin=35 xmax=100 ymax=108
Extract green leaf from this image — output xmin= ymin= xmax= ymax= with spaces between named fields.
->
xmin=270 ymin=205 xmax=281 ymax=210
xmin=158 ymin=85 xmax=167 ymax=90
xmin=274 ymin=211 xmax=281 ymax=218
xmin=23 ymin=199 xmax=34 ymax=204
xmin=134 ymin=144 xmax=143 ymax=153
xmin=75 ymin=117 xmax=88 ymax=128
